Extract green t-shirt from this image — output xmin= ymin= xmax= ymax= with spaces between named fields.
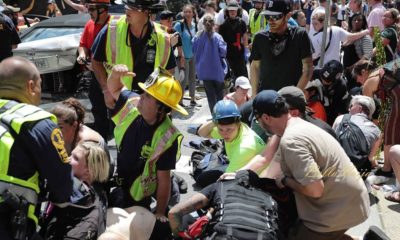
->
xmin=211 ymin=123 xmax=266 ymax=172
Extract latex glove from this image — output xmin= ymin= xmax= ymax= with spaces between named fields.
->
xmin=77 ymin=55 xmax=86 ymax=65
xmin=179 ymin=69 xmax=185 ymax=82
xmin=170 ymin=32 xmax=179 ymax=47
xmin=155 ymin=212 xmax=169 ymax=223
xmin=244 ymin=47 xmax=250 ymax=62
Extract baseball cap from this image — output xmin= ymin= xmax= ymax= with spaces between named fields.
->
xmin=235 ymin=76 xmax=251 ymax=89
xmin=159 ymin=10 xmax=174 ymax=20
xmin=226 ymin=0 xmax=239 ymax=10
xmin=253 ymin=90 xmax=282 ymax=116
xmin=262 ymin=0 xmax=291 ymax=16
xmin=4 ymin=5 xmax=20 ymax=13
xmin=278 ymin=86 xmax=306 ymax=110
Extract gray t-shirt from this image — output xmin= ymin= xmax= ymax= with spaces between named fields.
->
xmin=277 ymin=118 xmax=370 ymax=232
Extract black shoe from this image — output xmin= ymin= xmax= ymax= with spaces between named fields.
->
xmin=190 ymin=100 xmax=202 ymax=107
xmin=374 ymin=168 xmax=394 ymax=178
xmin=173 ymin=173 xmax=188 ymax=193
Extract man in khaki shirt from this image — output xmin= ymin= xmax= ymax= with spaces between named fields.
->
xmin=252 ymin=90 xmax=370 ymax=240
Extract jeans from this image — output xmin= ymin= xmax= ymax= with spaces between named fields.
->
xmin=203 ymin=80 xmax=224 ymax=114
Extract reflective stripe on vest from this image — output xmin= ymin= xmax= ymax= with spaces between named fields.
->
xmin=130 ymin=116 xmax=182 ymax=201
xmin=0 ymin=100 xmax=57 ymax=225
xmin=105 ymin=15 xmax=171 ymax=90
xmin=249 ymin=9 xmax=266 ymax=40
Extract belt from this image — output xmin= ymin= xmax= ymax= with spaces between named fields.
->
xmin=0 ymin=181 xmax=38 ymax=205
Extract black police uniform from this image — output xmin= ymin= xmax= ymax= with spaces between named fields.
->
xmin=0 ymin=100 xmax=73 ymax=240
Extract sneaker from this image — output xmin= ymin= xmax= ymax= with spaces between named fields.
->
xmin=190 ymin=100 xmax=202 ymax=107
xmin=374 ymin=168 xmax=394 ymax=178
xmin=366 ymin=174 xmax=391 ymax=185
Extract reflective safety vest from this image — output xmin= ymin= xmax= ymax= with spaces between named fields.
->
xmin=249 ymin=9 xmax=267 ymax=41
xmin=0 ymin=99 xmax=57 ymax=225
xmin=112 ymin=98 xmax=182 ymax=201
xmin=105 ymin=15 xmax=172 ymax=90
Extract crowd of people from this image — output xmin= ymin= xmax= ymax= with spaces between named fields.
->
xmin=1 ymin=0 xmax=400 ymax=239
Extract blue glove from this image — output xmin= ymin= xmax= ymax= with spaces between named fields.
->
xmin=244 ymin=48 xmax=250 ymax=62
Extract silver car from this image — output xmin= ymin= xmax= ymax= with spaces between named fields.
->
xmin=13 ymin=14 xmax=90 ymax=95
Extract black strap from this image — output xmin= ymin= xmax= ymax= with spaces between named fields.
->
xmin=313 ymin=28 xmax=333 ymax=65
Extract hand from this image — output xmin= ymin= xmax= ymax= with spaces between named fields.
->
xmin=103 ymin=90 xmax=116 ymax=109
xmin=219 ymin=172 xmax=236 ymax=180
xmin=110 ymin=64 xmax=135 ymax=79
xmin=171 ymin=32 xmax=179 ymax=47
xmin=275 ymin=174 xmax=286 ymax=189
xmin=179 ymin=69 xmax=185 ymax=82
xmin=77 ymin=55 xmax=86 ymax=65
xmin=155 ymin=212 xmax=169 ymax=223
xmin=33 ymin=17 xmax=40 ymax=23
xmin=244 ymin=47 xmax=250 ymax=62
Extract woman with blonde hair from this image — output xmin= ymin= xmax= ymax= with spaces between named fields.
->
xmin=46 ymin=0 xmax=62 ymax=17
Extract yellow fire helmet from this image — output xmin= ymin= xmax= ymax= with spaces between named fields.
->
xmin=138 ymin=68 xmax=188 ymax=116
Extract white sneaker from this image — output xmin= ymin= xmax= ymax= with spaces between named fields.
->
xmin=366 ymin=174 xmax=391 ymax=185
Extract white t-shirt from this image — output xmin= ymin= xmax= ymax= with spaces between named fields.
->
xmin=337 ymin=4 xmax=347 ymax=20
xmin=310 ymin=26 xmax=349 ymax=67
xmin=215 ymin=8 xmax=249 ymax=26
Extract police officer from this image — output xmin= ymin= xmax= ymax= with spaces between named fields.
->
xmin=77 ymin=0 xmax=111 ymax=141
xmin=91 ymin=0 xmax=176 ymax=109
xmin=248 ymin=0 xmax=267 ymax=42
xmin=0 ymin=57 xmax=73 ymax=239
xmin=107 ymin=64 xmax=187 ymax=223
xmin=0 ymin=10 xmax=20 ymax=62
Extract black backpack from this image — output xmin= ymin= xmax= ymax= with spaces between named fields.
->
xmin=335 ymin=114 xmax=371 ymax=173
xmin=212 ymin=171 xmax=280 ymax=240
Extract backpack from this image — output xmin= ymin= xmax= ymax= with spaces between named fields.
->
xmin=212 ymin=171 xmax=280 ymax=240
xmin=41 ymin=179 xmax=106 ymax=240
xmin=335 ymin=114 xmax=371 ymax=173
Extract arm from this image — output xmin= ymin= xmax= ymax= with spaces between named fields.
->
xmin=346 ymin=29 xmax=370 ymax=42
xmin=63 ymin=0 xmax=86 ymax=12
xmin=177 ymin=46 xmax=185 ymax=69
xmin=20 ymin=0 xmax=35 ymax=15
xmin=155 ymin=170 xmax=171 ymax=220
xmin=278 ymin=176 xmax=324 ymax=198
xmin=77 ymin=46 xmax=90 ymax=64
xmin=240 ymin=135 xmax=281 ymax=173
xmin=250 ymin=60 xmax=260 ymax=97
xmin=297 ymin=57 xmax=313 ymax=90
xmin=197 ymin=120 xmax=215 ymax=138
xmin=168 ymin=193 xmax=210 ymax=236
xmin=106 ymin=64 xmax=135 ymax=102
xmin=92 ymin=59 xmax=117 ymax=108
xmin=369 ymin=134 xmax=382 ymax=167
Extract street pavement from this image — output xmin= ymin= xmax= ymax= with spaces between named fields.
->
xmin=40 ymin=90 xmax=400 ymax=240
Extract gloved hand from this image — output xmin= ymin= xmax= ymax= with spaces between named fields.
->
xmin=244 ymin=47 xmax=250 ymax=62
xmin=179 ymin=69 xmax=185 ymax=82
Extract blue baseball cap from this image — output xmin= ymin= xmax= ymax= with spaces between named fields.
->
xmin=253 ymin=90 xmax=282 ymax=116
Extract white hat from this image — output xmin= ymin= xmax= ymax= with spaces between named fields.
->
xmin=100 ymin=206 xmax=156 ymax=240
xmin=305 ymin=79 xmax=323 ymax=100
xmin=235 ymin=76 xmax=251 ymax=89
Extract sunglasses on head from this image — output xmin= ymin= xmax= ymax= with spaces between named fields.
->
xmin=264 ymin=13 xmax=284 ymax=21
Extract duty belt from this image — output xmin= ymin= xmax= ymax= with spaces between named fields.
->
xmin=0 ymin=181 xmax=38 ymax=205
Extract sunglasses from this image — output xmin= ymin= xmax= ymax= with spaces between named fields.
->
xmin=264 ymin=14 xmax=284 ymax=21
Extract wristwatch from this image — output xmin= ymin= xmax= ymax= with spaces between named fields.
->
xmin=281 ymin=176 xmax=288 ymax=187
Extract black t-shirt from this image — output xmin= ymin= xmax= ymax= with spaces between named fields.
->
xmin=251 ymin=26 xmax=312 ymax=91
xmin=110 ymin=90 xmax=178 ymax=204
xmin=91 ymin=22 xmax=177 ymax=92
xmin=305 ymin=113 xmax=338 ymax=140
xmin=322 ymin=77 xmax=350 ymax=124
xmin=218 ymin=18 xmax=247 ymax=59
xmin=0 ymin=13 xmax=21 ymax=62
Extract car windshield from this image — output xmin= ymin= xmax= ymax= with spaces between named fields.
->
xmin=22 ymin=27 xmax=83 ymax=43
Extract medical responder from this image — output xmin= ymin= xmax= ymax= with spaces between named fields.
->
xmin=107 ymin=64 xmax=187 ymax=223
xmin=78 ymin=0 xmax=111 ymax=141
xmin=249 ymin=0 xmax=267 ymax=42
xmin=91 ymin=0 xmax=176 ymax=109
xmin=0 ymin=56 xmax=72 ymax=240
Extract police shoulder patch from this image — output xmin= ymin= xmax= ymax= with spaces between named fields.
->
xmin=51 ymin=128 xmax=69 ymax=163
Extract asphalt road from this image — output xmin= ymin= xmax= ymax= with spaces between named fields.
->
xmin=40 ymin=90 xmax=400 ymax=239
